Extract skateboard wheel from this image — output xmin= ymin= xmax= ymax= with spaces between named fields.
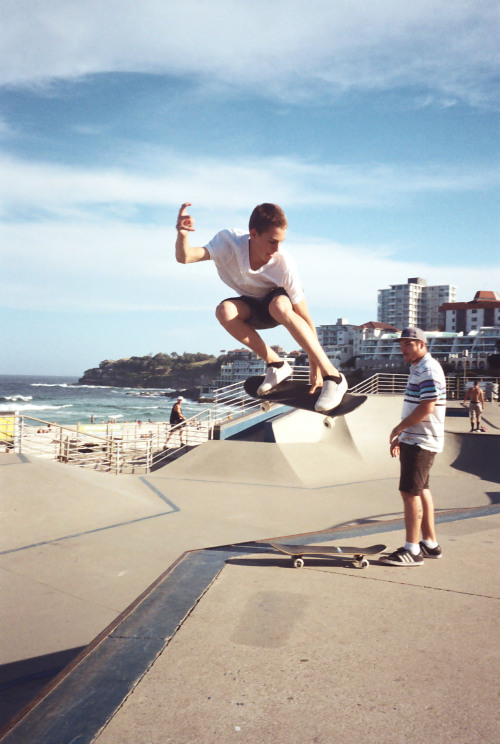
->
xmin=354 ymin=559 xmax=369 ymax=569
xmin=292 ymin=557 xmax=304 ymax=569
xmin=260 ymin=401 xmax=272 ymax=412
xmin=323 ymin=417 xmax=334 ymax=429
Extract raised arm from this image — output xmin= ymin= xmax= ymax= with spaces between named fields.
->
xmin=175 ymin=202 xmax=210 ymax=264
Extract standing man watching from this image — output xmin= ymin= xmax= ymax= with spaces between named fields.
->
xmin=381 ymin=328 xmax=447 ymax=566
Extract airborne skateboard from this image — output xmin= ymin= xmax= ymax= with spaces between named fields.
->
xmin=244 ymin=376 xmax=367 ymax=426
xmin=269 ymin=542 xmax=386 ymax=569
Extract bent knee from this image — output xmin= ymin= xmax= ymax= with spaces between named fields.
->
xmin=268 ymin=293 xmax=293 ymax=319
xmin=215 ymin=301 xmax=233 ymax=324
xmin=216 ymin=300 xmax=250 ymax=324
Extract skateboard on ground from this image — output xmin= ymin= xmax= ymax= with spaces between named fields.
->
xmin=268 ymin=542 xmax=387 ymax=569
xmin=244 ymin=376 xmax=367 ymax=426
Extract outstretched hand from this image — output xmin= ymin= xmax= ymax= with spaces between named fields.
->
xmin=176 ymin=202 xmax=195 ymax=232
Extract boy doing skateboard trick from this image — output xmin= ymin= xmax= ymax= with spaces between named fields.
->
xmin=175 ymin=202 xmax=347 ymax=411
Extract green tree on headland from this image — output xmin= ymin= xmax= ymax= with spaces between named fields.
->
xmin=79 ymin=352 xmax=223 ymax=390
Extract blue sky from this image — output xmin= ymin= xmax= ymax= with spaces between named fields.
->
xmin=1 ymin=0 xmax=499 ymax=375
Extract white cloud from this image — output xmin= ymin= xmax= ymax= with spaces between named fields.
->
xmin=1 ymin=152 xmax=498 ymax=319
xmin=1 ymin=0 xmax=498 ymax=107
xmin=0 ymin=220 xmax=220 ymax=310
xmin=1 ymin=221 xmax=498 ymax=320
xmin=1 ymin=153 xmax=497 ymax=222
xmin=294 ymin=239 xmax=500 ymax=321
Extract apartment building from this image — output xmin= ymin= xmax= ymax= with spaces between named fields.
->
xmin=378 ymin=277 xmax=456 ymax=330
xmin=357 ymin=326 xmax=500 ymax=371
xmin=316 ymin=318 xmax=356 ymax=366
xmin=439 ymin=290 xmax=500 ymax=333
xmin=352 ymin=321 xmax=399 ymax=357
xmin=217 ymin=346 xmax=296 ymax=385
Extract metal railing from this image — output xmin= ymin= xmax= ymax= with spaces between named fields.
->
xmin=2 ymin=410 xmax=215 ymax=474
xmin=211 ymin=364 xmax=311 ymax=418
xmin=9 ymin=371 xmax=486 ymax=475
xmin=350 ymin=373 xmax=408 ymax=395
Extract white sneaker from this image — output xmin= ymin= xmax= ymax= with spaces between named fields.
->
xmin=257 ymin=361 xmax=292 ymax=395
xmin=314 ymin=374 xmax=348 ymax=412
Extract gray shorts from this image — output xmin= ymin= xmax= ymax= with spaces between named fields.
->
xmin=469 ymin=402 xmax=482 ymax=416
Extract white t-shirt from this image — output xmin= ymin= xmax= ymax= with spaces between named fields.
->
xmin=205 ymin=229 xmax=304 ymax=304
xmin=399 ymin=353 xmax=447 ymax=453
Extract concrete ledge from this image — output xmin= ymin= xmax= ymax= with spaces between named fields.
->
xmin=0 ymin=551 xmax=225 ymax=744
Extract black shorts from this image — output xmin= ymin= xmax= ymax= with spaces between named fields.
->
xmin=170 ymin=418 xmax=186 ymax=428
xmin=399 ymin=442 xmax=436 ymax=495
xmin=221 ymin=287 xmax=290 ymax=330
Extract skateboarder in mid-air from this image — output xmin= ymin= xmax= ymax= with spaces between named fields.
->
xmin=175 ymin=202 xmax=347 ymax=412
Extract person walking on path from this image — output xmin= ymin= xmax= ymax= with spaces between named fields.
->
xmin=463 ymin=379 xmax=485 ymax=432
xmin=175 ymin=202 xmax=347 ymax=412
xmin=381 ymin=327 xmax=446 ymax=567
xmin=166 ymin=396 xmax=187 ymax=446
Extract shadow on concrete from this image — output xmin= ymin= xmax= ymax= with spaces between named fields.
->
xmin=447 ymin=434 xmax=500 ymax=484
xmin=0 ymin=647 xmax=85 ymax=730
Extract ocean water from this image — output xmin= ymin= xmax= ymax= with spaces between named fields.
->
xmin=0 ymin=375 xmax=210 ymax=427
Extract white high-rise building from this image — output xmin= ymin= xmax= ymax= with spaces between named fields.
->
xmin=377 ymin=277 xmax=456 ymax=330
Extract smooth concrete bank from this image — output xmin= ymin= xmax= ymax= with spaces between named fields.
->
xmin=2 ymin=515 xmax=499 ymax=744
xmin=93 ymin=517 xmax=500 ymax=744
xmin=1 ymin=398 xmax=499 ymax=740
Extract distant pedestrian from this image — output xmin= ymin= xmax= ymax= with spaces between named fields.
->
xmin=381 ymin=328 xmax=446 ymax=567
xmin=463 ymin=380 xmax=485 ymax=432
xmin=167 ymin=396 xmax=187 ymax=445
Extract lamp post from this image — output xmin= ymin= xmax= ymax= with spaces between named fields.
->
xmin=462 ymin=349 xmax=468 ymax=397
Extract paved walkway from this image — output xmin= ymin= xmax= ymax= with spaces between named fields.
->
xmin=1 ymin=398 xmax=499 ymax=742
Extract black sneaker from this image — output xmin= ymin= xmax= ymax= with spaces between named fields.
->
xmin=419 ymin=541 xmax=442 ymax=559
xmin=380 ymin=547 xmax=424 ymax=566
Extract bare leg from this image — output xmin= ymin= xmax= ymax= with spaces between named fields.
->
xmin=216 ymin=296 xmax=346 ymax=407
xmin=401 ymin=492 xmax=423 ymax=545
xmin=268 ymin=294 xmax=339 ymax=377
xmin=215 ymin=300 xmax=281 ymax=363
xmin=402 ymin=488 xmax=437 ymax=545
xmin=420 ymin=488 xmax=437 ymax=543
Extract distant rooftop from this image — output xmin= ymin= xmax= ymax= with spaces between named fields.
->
xmin=357 ymin=321 xmax=399 ymax=331
xmin=441 ymin=290 xmax=500 ymax=311
xmin=474 ymin=290 xmax=499 ymax=301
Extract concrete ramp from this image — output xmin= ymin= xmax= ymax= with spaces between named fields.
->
xmin=435 ymin=432 xmax=500 ymax=484
xmin=0 ymin=454 xmax=173 ymax=553
xmin=158 ymin=440 xmax=305 ymax=487
xmin=164 ymin=396 xmax=500 ymax=490
xmin=164 ymin=396 xmax=403 ymax=488
xmin=273 ymin=397 xmax=404 ymax=487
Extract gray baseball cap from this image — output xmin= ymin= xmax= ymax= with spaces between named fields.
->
xmin=399 ymin=327 xmax=426 ymax=342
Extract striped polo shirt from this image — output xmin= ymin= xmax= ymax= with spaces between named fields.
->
xmin=399 ymin=352 xmax=447 ymax=453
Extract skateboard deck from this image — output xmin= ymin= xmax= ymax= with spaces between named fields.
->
xmin=269 ymin=542 xmax=386 ymax=569
xmin=244 ymin=376 xmax=367 ymax=422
